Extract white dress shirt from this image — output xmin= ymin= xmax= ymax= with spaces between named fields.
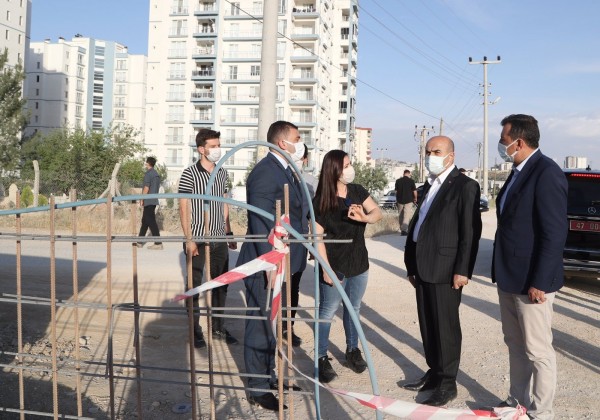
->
xmin=412 ymin=165 xmax=455 ymax=242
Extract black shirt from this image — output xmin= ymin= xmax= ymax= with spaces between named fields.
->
xmin=395 ymin=176 xmax=416 ymax=204
xmin=313 ymin=183 xmax=370 ymax=278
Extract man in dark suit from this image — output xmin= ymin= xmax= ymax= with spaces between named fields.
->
xmin=237 ymin=121 xmax=308 ymax=411
xmin=493 ymin=114 xmax=567 ymax=420
xmin=403 ymin=136 xmax=482 ymax=407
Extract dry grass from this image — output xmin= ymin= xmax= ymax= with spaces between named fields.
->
xmin=0 ymin=204 xmax=398 ymax=239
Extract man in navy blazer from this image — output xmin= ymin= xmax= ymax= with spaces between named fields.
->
xmin=403 ymin=136 xmax=482 ymax=407
xmin=237 ymin=121 xmax=308 ymax=411
xmin=493 ymin=114 xmax=567 ymax=420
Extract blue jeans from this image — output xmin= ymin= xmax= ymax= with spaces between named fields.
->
xmin=318 ymin=270 xmax=369 ymax=358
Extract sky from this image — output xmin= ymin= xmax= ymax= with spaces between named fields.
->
xmin=30 ymin=0 xmax=600 ymax=169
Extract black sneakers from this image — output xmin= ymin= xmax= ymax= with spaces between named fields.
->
xmin=212 ymin=329 xmax=239 ymax=345
xmin=194 ymin=331 xmax=207 ymax=349
xmin=345 ymin=348 xmax=367 ymax=373
xmin=318 ymin=356 xmax=337 ymax=383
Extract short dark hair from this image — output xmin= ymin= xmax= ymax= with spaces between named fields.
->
xmin=459 ymin=167 xmax=466 ymax=173
xmin=501 ymin=114 xmax=539 ymax=149
xmin=403 ymin=169 xmax=410 ymax=175
xmin=267 ymin=121 xmax=298 ymax=145
xmin=195 ymin=128 xmax=220 ymax=147
xmin=146 ymin=156 xmax=156 ymax=167
xmin=303 ymin=143 xmax=309 ymax=160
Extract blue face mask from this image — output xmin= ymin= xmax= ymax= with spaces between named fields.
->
xmin=498 ymin=139 xmax=518 ymax=162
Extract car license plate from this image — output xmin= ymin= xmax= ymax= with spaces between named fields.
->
xmin=570 ymin=220 xmax=600 ymax=232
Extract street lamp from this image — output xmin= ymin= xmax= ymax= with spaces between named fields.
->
xmin=375 ymin=148 xmax=388 ymax=162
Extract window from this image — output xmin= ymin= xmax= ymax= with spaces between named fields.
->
xmin=6 ymin=11 xmax=10 ymax=21
xmin=230 ymin=2 xmax=240 ymax=15
xmin=77 ymin=66 xmax=84 ymax=77
xmin=93 ymin=109 xmax=103 ymax=118
xmin=250 ymin=86 xmax=260 ymax=98
xmin=115 ymin=72 xmax=126 ymax=82
xmin=167 ymin=127 xmax=183 ymax=144
xmin=36 ymin=75 xmax=39 ymax=82
xmin=277 ymin=41 xmax=285 ymax=58
xmin=35 ymin=102 xmax=38 ymax=109
xmin=115 ymin=97 xmax=125 ymax=107
xmin=94 ymin=71 xmax=104 ymax=81
xmin=5 ymin=30 xmax=9 ymax=40
xmin=64 ymin=104 xmax=68 ymax=111
xmin=36 ymin=88 xmax=39 ymax=96
xmin=76 ymin=92 xmax=83 ymax=103
xmin=18 ymin=34 xmax=21 ymax=44
xmin=95 ymin=45 xmax=105 ymax=56
xmin=116 ymin=84 xmax=126 ymax=94
xmin=115 ymin=109 xmax=125 ymax=119
xmin=338 ymin=120 xmax=347 ymax=132
xmin=250 ymin=108 xmax=259 ymax=118
xmin=278 ymin=63 xmax=285 ymax=79
xmin=94 ymin=58 xmax=105 ymax=68
xmin=76 ymin=79 xmax=84 ymax=90
xmin=228 ymin=65 xmax=238 ymax=80
xmin=276 ymin=85 xmax=284 ymax=101
xmin=339 ymin=101 xmax=347 ymax=113
xmin=227 ymin=86 xmax=237 ymax=101
xmin=93 ymin=96 xmax=102 ymax=106
xmin=37 ymin=61 xmax=40 ymax=69
xmin=169 ymin=62 xmax=186 ymax=79
xmin=250 ymin=65 xmax=260 ymax=76
xmin=93 ymin=83 xmax=103 ymax=93
xmin=116 ymin=60 xmax=127 ymax=70
xmin=65 ymin=91 xmax=68 ymax=98
xmin=248 ymin=129 xmax=258 ymax=141
xmin=168 ymin=105 xmax=184 ymax=122
xmin=78 ymin=54 xmax=83 ymax=64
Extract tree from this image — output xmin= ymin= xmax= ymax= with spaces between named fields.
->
xmin=21 ymin=124 xmax=146 ymax=199
xmin=0 ymin=49 xmax=28 ymax=172
xmin=353 ymin=162 xmax=388 ymax=196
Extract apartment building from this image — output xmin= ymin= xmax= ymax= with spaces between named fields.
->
xmin=354 ymin=126 xmax=372 ymax=166
xmin=0 ymin=0 xmax=31 ymax=67
xmin=564 ymin=156 xmax=588 ymax=169
xmin=25 ymin=36 xmax=147 ymax=137
xmin=145 ymin=0 xmax=358 ymax=185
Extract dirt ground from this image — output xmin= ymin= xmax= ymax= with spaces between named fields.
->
xmin=0 ymin=210 xmax=599 ymax=419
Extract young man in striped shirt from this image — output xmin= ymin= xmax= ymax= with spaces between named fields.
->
xmin=178 ymin=129 xmax=238 ymax=347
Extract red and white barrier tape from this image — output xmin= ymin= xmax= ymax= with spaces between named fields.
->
xmin=173 ymin=216 xmax=528 ymax=419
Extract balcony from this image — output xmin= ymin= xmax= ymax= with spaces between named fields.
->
xmin=194 ymin=4 xmax=218 ymax=16
xmin=166 ymin=92 xmax=186 ymax=102
xmin=193 ymin=27 xmax=217 ymax=38
xmin=291 ymin=114 xmax=316 ymax=127
xmin=222 ymin=30 xmax=262 ymax=41
xmin=221 ymin=94 xmax=260 ymax=104
xmin=192 ymin=69 xmax=215 ymax=79
xmin=169 ymin=28 xmax=189 ymax=37
xmin=168 ymin=72 xmax=187 ymax=80
xmin=290 ymin=71 xmax=317 ymax=84
xmin=290 ymin=31 xmax=319 ymax=41
xmin=191 ymin=91 xmax=215 ymax=101
xmin=165 ymin=135 xmax=184 ymax=145
xmin=166 ymin=114 xmax=186 ymax=124
xmin=224 ymin=8 xmax=263 ymax=19
xmin=192 ymin=47 xmax=216 ymax=58
xmin=168 ymin=49 xmax=188 ymax=59
xmin=170 ymin=6 xmax=189 ymax=16
xmin=219 ymin=114 xmax=259 ymax=125
xmin=221 ymin=72 xmax=261 ymax=83
xmin=289 ymin=93 xmax=316 ymax=106
xmin=290 ymin=50 xmax=318 ymax=62
xmin=223 ymin=50 xmax=262 ymax=62
xmin=292 ymin=5 xmax=318 ymax=19
xmin=221 ymin=137 xmax=259 ymax=146
xmin=190 ymin=112 xmax=214 ymax=124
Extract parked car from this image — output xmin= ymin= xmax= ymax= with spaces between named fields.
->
xmin=563 ymin=169 xmax=600 ymax=278
xmin=378 ymin=190 xmax=397 ymax=209
xmin=415 ymin=185 xmax=489 ymax=212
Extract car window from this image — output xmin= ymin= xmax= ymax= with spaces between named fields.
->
xmin=566 ymin=175 xmax=600 ymax=208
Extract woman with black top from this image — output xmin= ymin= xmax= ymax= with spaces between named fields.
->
xmin=313 ymin=150 xmax=382 ymax=383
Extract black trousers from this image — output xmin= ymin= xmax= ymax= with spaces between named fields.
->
xmin=184 ymin=242 xmax=230 ymax=332
xmin=281 ymin=270 xmax=303 ymax=328
xmin=139 ymin=205 xmax=161 ymax=244
xmin=415 ymin=276 xmax=463 ymax=389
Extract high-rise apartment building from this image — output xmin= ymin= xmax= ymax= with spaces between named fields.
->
xmin=25 ymin=36 xmax=147 ymax=137
xmin=145 ymin=0 xmax=358 ymax=185
xmin=354 ymin=126 xmax=372 ymax=166
xmin=0 ymin=0 xmax=31 ymax=67
xmin=564 ymin=156 xmax=588 ymax=169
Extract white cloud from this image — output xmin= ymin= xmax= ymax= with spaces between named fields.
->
xmin=554 ymin=61 xmax=600 ymax=75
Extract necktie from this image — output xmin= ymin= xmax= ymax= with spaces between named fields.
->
xmin=500 ymin=168 xmax=519 ymax=213
xmin=286 ymin=167 xmax=296 ymax=184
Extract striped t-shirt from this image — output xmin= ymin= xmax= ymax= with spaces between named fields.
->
xmin=178 ymin=162 xmax=228 ymax=237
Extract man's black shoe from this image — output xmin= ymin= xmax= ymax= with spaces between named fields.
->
xmin=194 ymin=334 xmax=206 ymax=349
xmin=212 ymin=329 xmax=239 ymax=345
xmin=318 ymin=356 xmax=337 ymax=383
xmin=345 ymin=348 xmax=367 ymax=373
xmin=401 ymin=371 xmax=437 ymax=391
xmin=422 ymin=387 xmax=457 ymax=407
xmin=283 ymin=329 xmax=302 ymax=347
xmin=270 ymin=382 xmax=303 ymax=392
xmin=248 ymin=393 xmax=287 ymax=411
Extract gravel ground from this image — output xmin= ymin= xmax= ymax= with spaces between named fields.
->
xmin=0 ymin=210 xmax=598 ymax=419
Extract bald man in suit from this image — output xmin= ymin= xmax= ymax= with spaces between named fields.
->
xmin=403 ymin=136 xmax=482 ymax=407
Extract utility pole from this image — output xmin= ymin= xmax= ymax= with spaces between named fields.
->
xmin=469 ymin=55 xmax=501 ymax=197
xmin=439 ymin=118 xmax=444 ymax=136
xmin=477 ymin=142 xmax=482 ymax=186
xmin=256 ymin=0 xmax=278 ymax=159
xmin=414 ymin=125 xmax=434 ymax=183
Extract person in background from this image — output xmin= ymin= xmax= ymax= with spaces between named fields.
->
xmin=313 ymin=149 xmax=382 ymax=383
xmin=402 ymin=136 xmax=482 ymax=407
xmin=138 ymin=156 xmax=163 ymax=250
xmin=395 ymin=169 xmax=417 ymax=235
xmin=492 ymin=114 xmax=567 ymax=420
xmin=178 ymin=129 xmax=238 ymax=348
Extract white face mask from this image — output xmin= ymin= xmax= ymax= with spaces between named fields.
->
xmin=205 ymin=147 xmax=222 ymax=163
xmin=425 ymin=154 xmax=449 ymax=176
xmin=498 ymin=139 xmax=518 ymax=162
xmin=340 ymin=165 xmax=355 ymax=184
xmin=284 ymin=140 xmax=305 ymax=163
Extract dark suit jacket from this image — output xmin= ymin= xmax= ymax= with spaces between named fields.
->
xmin=492 ymin=151 xmax=567 ymax=294
xmin=237 ymin=153 xmax=309 ymax=273
xmin=404 ymin=167 xmax=482 ymax=283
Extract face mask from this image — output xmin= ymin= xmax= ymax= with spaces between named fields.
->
xmin=498 ymin=139 xmax=518 ymax=162
xmin=340 ymin=165 xmax=355 ymax=184
xmin=425 ymin=154 xmax=449 ymax=176
xmin=205 ymin=147 xmax=221 ymax=163
xmin=284 ymin=140 xmax=305 ymax=163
